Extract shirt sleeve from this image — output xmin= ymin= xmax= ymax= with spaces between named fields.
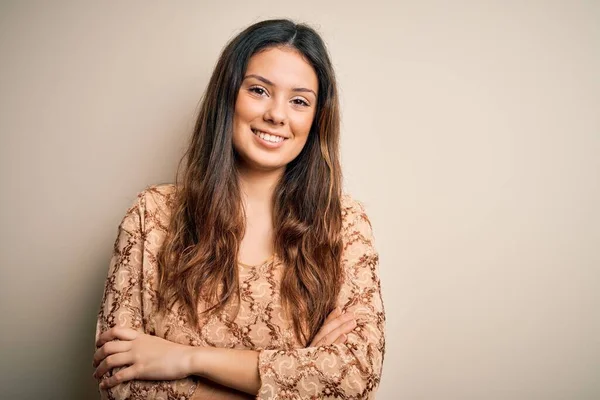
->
xmin=256 ymin=198 xmax=386 ymax=399
xmin=94 ymin=190 xmax=199 ymax=400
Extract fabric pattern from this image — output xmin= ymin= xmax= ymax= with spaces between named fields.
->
xmin=95 ymin=184 xmax=385 ymax=399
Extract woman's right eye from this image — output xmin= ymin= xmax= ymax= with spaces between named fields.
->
xmin=249 ymin=86 xmax=267 ymax=96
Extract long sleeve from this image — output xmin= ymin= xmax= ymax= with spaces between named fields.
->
xmin=256 ymin=198 xmax=386 ymax=399
xmin=95 ymin=190 xmax=198 ymax=400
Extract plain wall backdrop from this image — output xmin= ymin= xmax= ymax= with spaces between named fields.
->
xmin=1 ymin=1 xmax=599 ymax=399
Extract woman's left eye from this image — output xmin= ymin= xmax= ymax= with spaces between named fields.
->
xmin=249 ymin=87 xmax=267 ymax=96
xmin=292 ymin=98 xmax=309 ymax=107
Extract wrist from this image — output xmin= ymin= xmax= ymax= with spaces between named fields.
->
xmin=187 ymin=346 xmax=210 ymax=377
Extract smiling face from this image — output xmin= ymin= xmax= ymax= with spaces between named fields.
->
xmin=232 ymin=46 xmax=319 ymax=174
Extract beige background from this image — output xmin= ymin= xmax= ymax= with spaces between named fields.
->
xmin=1 ymin=1 xmax=599 ymax=399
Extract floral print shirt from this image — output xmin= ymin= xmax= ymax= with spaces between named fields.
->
xmin=95 ymin=184 xmax=385 ymax=399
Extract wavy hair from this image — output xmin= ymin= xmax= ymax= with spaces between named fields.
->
xmin=156 ymin=19 xmax=343 ymax=344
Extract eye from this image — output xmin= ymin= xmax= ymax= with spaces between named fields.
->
xmin=249 ymin=86 xmax=268 ymax=96
xmin=291 ymin=97 xmax=310 ymax=107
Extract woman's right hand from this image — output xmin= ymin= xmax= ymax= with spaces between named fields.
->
xmin=308 ymin=307 xmax=356 ymax=347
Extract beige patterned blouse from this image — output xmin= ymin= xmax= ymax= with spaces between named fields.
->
xmin=95 ymin=184 xmax=385 ymax=399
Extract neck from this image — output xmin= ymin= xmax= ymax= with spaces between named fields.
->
xmin=237 ymin=165 xmax=284 ymax=207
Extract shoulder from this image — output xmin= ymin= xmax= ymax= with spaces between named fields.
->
xmin=339 ymin=194 xmax=379 ymax=275
xmin=340 ymin=193 xmax=376 ymax=244
xmin=341 ymin=193 xmax=373 ymax=228
xmin=123 ymin=183 xmax=177 ymax=230
xmin=137 ymin=183 xmax=177 ymax=213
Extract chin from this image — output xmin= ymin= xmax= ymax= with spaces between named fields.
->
xmin=234 ymin=151 xmax=283 ymax=172
xmin=249 ymin=158 xmax=287 ymax=172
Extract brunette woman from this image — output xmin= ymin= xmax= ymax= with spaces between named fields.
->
xmin=93 ymin=19 xmax=385 ymax=399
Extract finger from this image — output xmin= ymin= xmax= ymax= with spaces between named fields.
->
xmin=100 ymin=365 xmax=138 ymax=389
xmin=96 ymin=327 xmax=138 ymax=347
xmin=94 ymin=352 xmax=134 ymax=380
xmin=316 ymin=319 xmax=355 ymax=346
xmin=324 ymin=307 xmax=342 ymax=324
xmin=310 ymin=311 xmax=355 ymax=346
xmin=311 ymin=311 xmax=354 ymax=346
xmin=334 ymin=334 xmax=347 ymax=344
xmin=316 ymin=319 xmax=356 ymax=346
xmin=93 ymin=340 xmax=132 ymax=367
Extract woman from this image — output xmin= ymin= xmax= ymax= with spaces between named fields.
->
xmin=93 ymin=19 xmax=385 ymax=399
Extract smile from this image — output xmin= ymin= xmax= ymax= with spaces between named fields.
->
xmin=251 ymin=129 xmax=287 ymax=144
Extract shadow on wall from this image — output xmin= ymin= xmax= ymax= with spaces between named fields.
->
xmin=69 ymin=259 xmax=107 ymax=399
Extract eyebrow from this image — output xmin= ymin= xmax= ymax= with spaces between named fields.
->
xmin=244 ymin=74 xmax=317 ymax=98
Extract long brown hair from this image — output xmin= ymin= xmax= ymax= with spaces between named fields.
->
xmin=156 ymin=19 xmax=343 ymax=344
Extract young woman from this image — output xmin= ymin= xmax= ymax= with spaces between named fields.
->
xmin=93 ymin=19 xmax=385 ymax=399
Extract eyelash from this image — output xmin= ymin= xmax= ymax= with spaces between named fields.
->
xmin=249 ymin=86 xmax=268 ymax=96
xmin=292 ymin=98 xmax=309 ymax=107
xmin=248 ymin=86 xmax=310 ymax=107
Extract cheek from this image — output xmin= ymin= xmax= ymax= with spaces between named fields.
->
xmin=235 ymin=95 xmax=262 ymax=124
xmin=233 ymin=97 xmax=257 ymax=147
xmin=291 ymin=112 xmax=316 ymax=139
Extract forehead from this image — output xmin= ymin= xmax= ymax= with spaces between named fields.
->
xmin=245 ymin=47 xmax=318 ymax=92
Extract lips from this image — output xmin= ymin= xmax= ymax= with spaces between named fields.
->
xmin=251 ymin=128 xmax=288 ymax=144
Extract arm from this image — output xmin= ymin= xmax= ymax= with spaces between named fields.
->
xmin=189 ymin=347 xmax=261 ymax=394
xmin=99 ymin=308 xmax=357 ymax=395
xmin=95 ymin=189 xmax=358 ymax=398
xmin=192 ymin=199 xmax=384 ymax=399
xmin=185 ymin=305 xmax=355 ymax=393
xmin=94 ymin=191 xmax=198 ymax=400
xmin=183 ymin=306 xmax=357 ymax=394
xmin=256 ymin=198 xmax=386 ymax=399
xmin=96 ymin=310 xmax=356 ymax=397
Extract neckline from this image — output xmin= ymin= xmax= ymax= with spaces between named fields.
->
xmin=237 ymin=253 xmax=276 ymax=268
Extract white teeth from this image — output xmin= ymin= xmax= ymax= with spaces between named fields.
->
xmin=253 ymin=129 xmax=284 ymax=143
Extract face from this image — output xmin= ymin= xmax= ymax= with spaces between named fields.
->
xmin=232 ymin=46 xmax=319 ymax=174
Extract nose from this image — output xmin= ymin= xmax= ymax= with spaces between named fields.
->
xmin=263 ymin=97 xmax=287 ymax=126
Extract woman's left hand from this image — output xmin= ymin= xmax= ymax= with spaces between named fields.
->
xmin=93 ymin=327 xmax=194 ymax=389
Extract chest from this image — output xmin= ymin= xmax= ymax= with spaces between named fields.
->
xmin=150 ymin=259 xmax=298 ymax=351
xmin=237 ymin=212 xmax=274 ymax=267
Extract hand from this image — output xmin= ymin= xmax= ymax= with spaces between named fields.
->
xmin=309 ymin=307 xmax=356 ymax=347
xmin=93 ymin=327 xmax=194 ymax=389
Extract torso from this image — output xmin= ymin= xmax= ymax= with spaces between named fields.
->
xmin=237 ymin=198 xmax=275 ymax=266
xmin=102 ymin=184 xmax=374 ymax=399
